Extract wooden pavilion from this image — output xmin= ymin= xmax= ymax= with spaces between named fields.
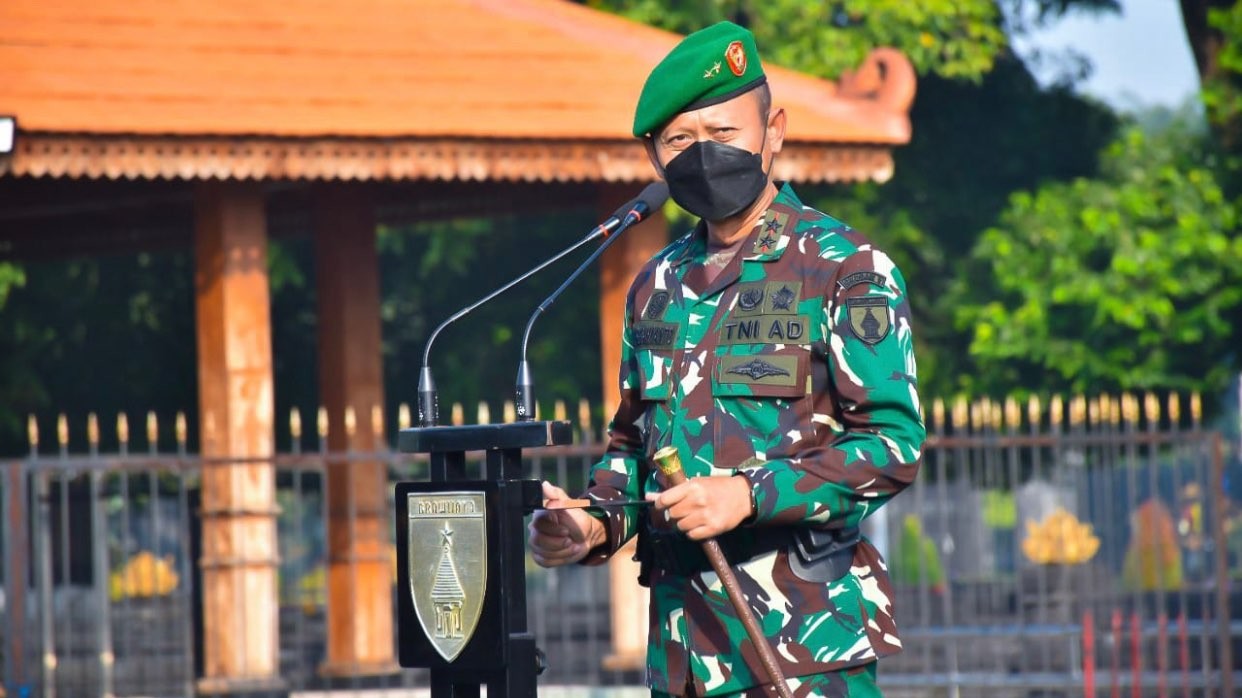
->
xmin=0 ymin=0 xmax=915 ymax=693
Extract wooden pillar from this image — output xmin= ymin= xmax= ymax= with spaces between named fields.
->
xmin=193 ymin=181 xmax=282 ymax=694
xmin=596 ymin=182 xmax=668 ymax=672
xmin=313 ymin=184 xmax=396 ymax=676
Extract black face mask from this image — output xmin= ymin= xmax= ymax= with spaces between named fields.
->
xmin=662 ymin=139 xmax=768 ymax=221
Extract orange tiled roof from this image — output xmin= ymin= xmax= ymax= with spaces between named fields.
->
xmin=0 ymin=0 xmax=913 ymax=144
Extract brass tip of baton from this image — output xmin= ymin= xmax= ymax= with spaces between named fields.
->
xmin=652 ymin=446 xmax=683 ymax=477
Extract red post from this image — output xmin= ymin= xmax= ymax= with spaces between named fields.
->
xmin=1083 ymin=609 xmax=1096 ymax=698
xmin=1130 ymin=611 xmax=1142 ymax=698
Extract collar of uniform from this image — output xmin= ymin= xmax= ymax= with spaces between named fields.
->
xmin=667 ymin=182 xmax=802 ymax=269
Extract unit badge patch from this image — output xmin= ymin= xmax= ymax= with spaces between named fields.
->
xmin=737 ymin=286 xmax=765 ymax=312
xmin=644 ymin=291 xmax=670 ymax=320
xmin=725 ymin=40 xmax=747 ymax=76
xmin=845 ymin=295 xmax=891 ymax=344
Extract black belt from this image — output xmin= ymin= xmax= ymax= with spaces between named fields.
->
xmin=636 ymin=519 xmax=860 ymax=585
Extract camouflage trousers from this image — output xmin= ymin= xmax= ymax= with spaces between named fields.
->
xmin=651 ymin=663 xmax=880 ymax=698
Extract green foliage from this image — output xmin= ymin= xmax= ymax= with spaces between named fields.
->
xmin=1204 ymin=3 xmax=1242 ymax=133
xmin=0 ymin=263 xmax=23 ymax=310
xmin=0 ymin=253 xmax=197 ymax=453
xmin=585 ymin=0 xmax=1009 ymax=81
xmin=801 ymin=58 xmax=1118 ymax=395
xmin=955 ymin=119 xmax=1242 ymax=394
xmin=893 ymin=514 xmax=946 ymax=588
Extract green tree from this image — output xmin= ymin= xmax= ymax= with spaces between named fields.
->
xmin=954 ymin=118 xmax=1241 ymax=394
xmin=583 ymin=1 xmax=1123 ymax=397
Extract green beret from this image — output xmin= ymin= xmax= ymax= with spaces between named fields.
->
xmin=632 ymin=21 xmax=767 ymax=138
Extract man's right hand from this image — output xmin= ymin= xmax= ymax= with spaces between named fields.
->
xmin=528 ymin=481 xmax=605 ymax=567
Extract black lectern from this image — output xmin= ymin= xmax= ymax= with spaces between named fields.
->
xmin=395 ymin=420 xmax=573 ymax=698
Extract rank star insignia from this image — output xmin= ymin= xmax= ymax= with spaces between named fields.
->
xmin=764 ymin=218 xmax=781 ymax=234
xmin=755 ymin=233 xmax=777 ymax=252
xmin=727 ymin=358 xmax=791 ymax=380
xmin=704 ymin=62 xmax=722 ymax=79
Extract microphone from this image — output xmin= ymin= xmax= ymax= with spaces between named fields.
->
xmin=515 ymin=181 xmax=669 ymax=421
xmin=416 ymin=181 xmax=669 ymax=427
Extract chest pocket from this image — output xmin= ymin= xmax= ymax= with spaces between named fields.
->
xmin=636 ymin=349 xmax=674 ymax=402
xmin=711 ymin=345 xmax=812 ymax=456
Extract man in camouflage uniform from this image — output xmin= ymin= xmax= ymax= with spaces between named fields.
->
xmin=530 ymin=21 xmax=923 ymax=698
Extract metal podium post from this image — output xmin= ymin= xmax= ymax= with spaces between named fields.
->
xmin=395 ymin=420 xmax=572 ymax=698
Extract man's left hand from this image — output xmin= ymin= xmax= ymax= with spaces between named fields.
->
xmin=646 ymin=475 xmax=754 ymax=540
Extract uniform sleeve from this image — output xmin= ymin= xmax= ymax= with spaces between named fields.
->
xmin=741 ymin=247 xmax=924 ymax=529
xmin=578 ymin=284 xmax=648 ymax=564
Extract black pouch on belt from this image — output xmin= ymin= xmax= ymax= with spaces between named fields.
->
xmin=788 ymin=526 xmax=861 ymax=583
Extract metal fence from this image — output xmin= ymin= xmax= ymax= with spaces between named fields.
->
xmin=2 ymin=393 xmax=1239 ymax=698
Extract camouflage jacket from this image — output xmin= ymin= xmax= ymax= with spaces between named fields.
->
xmin=582 ymin=183 xmax=925 ymax=696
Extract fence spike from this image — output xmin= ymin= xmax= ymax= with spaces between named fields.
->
xmin=932 ymin=397 xmax=945 ymax=430
xmin=1121 ymin=393 xmax=1138 ymax=424
xmin=86 ymin=411 xmax=98 ymax=446
xmin=1088 ymin=395 xmax=1100 ymax=426
xmin=317 ymin=406 xmax=329 ymax=438
xmin=579 ymin=398 xmax=592 ymax=432
xmin=27 ymin=414 xmax=38 ymax=450
xmin=952 ymin=396 xmax=968 ymax=430
xmin=535 ymin=402 xmax=543 ymax=421
xmin=989 ymin=398 xmax=1003 ymax=431
xmin=1106 ymin=394 xmax=1120 ymax=426
xmin=554 ymin=399 xmax=567 ymax=422
xmin=117 ymin=412 xmax=129 ymax=446
xmin=1070 ymin=395 xmax=1086 ymax=426
xmin=503 ymin=400 xmax=516 ymax=424
xmin=477 ymin=401 xmax=491 ymax=425
xmin=1190 ymin=391 xmax=1202 ymax=422
xmin=1004 ymin=396 xmax=1020 ymax=430
xmin=398 ymin=403 xmax=411 ymax=431
xmin=372 ymin=404 xmax=385 ymax=437
xmin=146 ymin=411 xmax=158 ymax=446
xmin=175 ymin=411 xmax=187 ymax=445
xmin=1143 ymin=392 xmax=1160 ymax=424
xmin=57 ymin=413 xmax=69 ymax=447
xmin=1027 ymin=394 xmax=1042 ymax=429
xmin=1167 ymin=393 xmax=1181 ymax=425
xmin=344 ymin=406 xmax=357 ymax=437
xmin=1049 ymin=394 xmax=1063 ymax=427
xmin=290 ymin=407 xmax=303 ymax=440
xmin=451 ymin=402 xmax=464 ymax=426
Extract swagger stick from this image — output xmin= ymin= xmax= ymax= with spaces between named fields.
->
xmin=652 ymin=446 xmax=794 ymax=698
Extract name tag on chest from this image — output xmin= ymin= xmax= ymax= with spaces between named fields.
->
xmin=631 ymin=321 xmax=679 ymax=349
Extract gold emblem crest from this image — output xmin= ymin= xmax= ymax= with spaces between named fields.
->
xmin=845 ymin=295 xmax=891 ymax=344
xmin=407 ymin=492 xmax=487 ymax=662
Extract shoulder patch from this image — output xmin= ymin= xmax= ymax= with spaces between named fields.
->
xmin=838 ymin=271 xmax=887 ymax=290
xmin=844 ymin=296 xmax=891 ymax=344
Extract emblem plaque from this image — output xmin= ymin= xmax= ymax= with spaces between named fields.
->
xmin=408 ymin=492 xmax=487 ymax=662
